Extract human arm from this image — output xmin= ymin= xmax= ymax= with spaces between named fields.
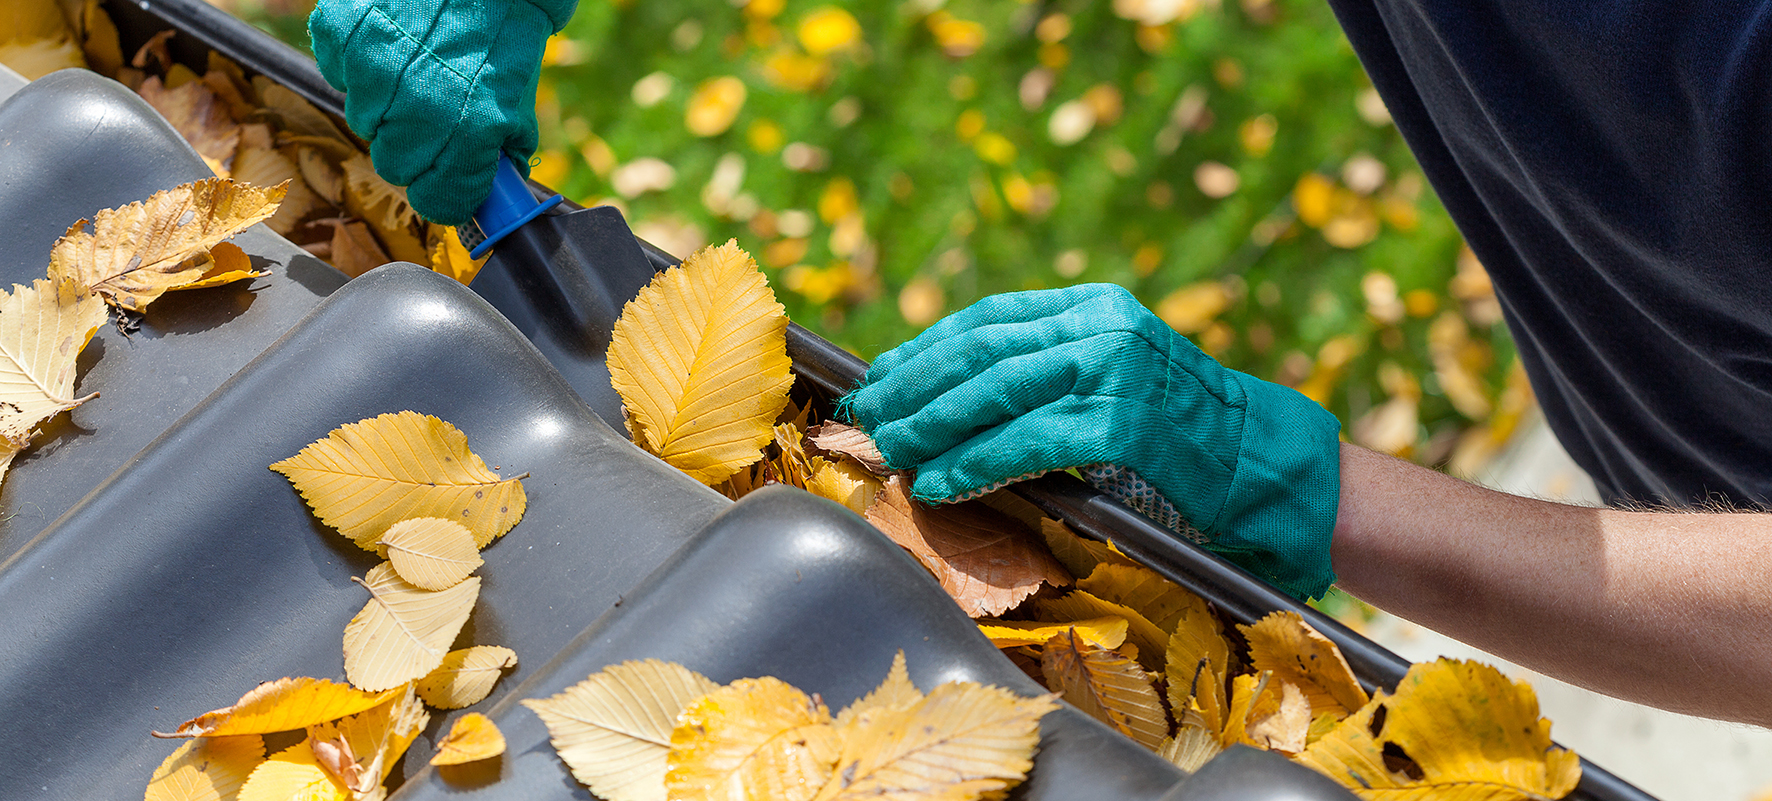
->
xmin=1332 ymin=443 xmax=1772 ymax=727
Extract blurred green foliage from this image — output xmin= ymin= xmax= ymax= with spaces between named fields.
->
xmin=230 ymin=0 xmax=1524 ymax=472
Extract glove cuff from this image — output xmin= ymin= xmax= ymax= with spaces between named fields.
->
xmin=1215 ymin=372 xmax=1342 ymax=600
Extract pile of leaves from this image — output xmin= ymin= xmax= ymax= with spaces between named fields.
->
xmin=2 ymin=0 xmax=487 ymax=285
xmin=526 ymin=653 xmax=1057 ymax=801
xmin=606 ymin=238 xmax=1580 ymax=800
xmin=143 ymin=411 xmax=528 ymax=800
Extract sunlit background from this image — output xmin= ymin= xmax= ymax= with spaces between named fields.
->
xmin=215 ymin=0 xmax=1526 ymax=488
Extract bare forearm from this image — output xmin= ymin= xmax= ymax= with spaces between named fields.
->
xmin=1329 ymin=444 xmax=1772 ymax=725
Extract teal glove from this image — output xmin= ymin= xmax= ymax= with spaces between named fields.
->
xmin=308 ymin=0 xmax=576 ymax=225
xmin=841 ymin=284 xmax=1342 ymax=599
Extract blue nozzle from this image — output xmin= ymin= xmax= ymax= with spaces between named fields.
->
xmin=469 ymin=154 xmax=565 ymax=259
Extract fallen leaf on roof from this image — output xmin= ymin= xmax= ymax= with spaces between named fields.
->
xmin=432 ymin=713 xmax=506 ymax=765
xmin=1038 ymin=517 xmax=1137 ymax=579
xmin=805 ymin=421 xmax=888 ymax=474
xmin=1159 ymin=723 xmax=1222 ymax=773
xmin=607 ymin=240 xmax=794 ymax=485
xmin=308 ymin=686 xmax=429 ymax=795
xmin=805 ymin=453 xmax=880 ymax=514
xmin=47 ymin=177 xmax=286 ymax=311
xmin=307 ymin=217 xmax=390 ymax=278
xmin=153 ymin=677 xmax=399 ymax=739
xmin=237 ymin=741 xmax=345 ymax=801
xmin=1076 ymin=563 xmax=1203 ymax=635
xmin=270 ymin=411 xmax=527 ymax=551
xmin=1040 ymin=628 xmax=1166 ymax=749
xmin=416 ymin=645 xmax=518 ymax=709
xmin=976 ymin=616 xmax=1128 ymax=650
xmin=378 ymin=517 xmax=483 ymax=590
xmin=1036 ymin=590 xmax=1165 ymax=672
xmin=137 ymin=76 xmax=240 ymax=176
xmin=0 ymin=277 xmax=107 ymax=472
xmin=665 ymin=676 xmax=839 ymax=801
xmin=1245 ymin=679 xmax=1310 ymax=754
xmin=865 ymin=475 xmax=1071 ymax=617
xmin=523 ymin=659 xmax=722 ymax=801
xmin=170 ymin=242 xmax=264 ymax=292
xmin=343 ymin=562 xmax=481 ymax=691
xmin=230 ymin=143 xmax=323 ymax=235
xmin=341 ymin=152 xmax=417 ymax=234
xmin=1242 ymin=611 xmax=1369 ymax=719
xmin=830 ymin=651 xmax=921 ymax=730
xmin=145 ymin=735 xmax=264 ymax=801
xmin=428 ymin=225 xmax=487 ymax=285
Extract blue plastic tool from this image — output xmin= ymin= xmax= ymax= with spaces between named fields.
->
xmin=468 ymin=154 xmax=565 ymax=259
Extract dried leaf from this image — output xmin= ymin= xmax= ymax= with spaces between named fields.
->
xmin=805 ymin=456 xmax=880 ymax=515
xmin=1036 ymin=591 xmax=1165 ymax=672
xmin=377 ymin=517 xmax=482 ymax=590
xmin=431 ymin=713 xmax=506 ymax=765
xmin=1241 ymin=611 xmax=1369 ymax=718
xmin=1296 ymin=660 xmax=1581 ymax=800
xmin=814 ymin=681 xmax=1057 ymax=801
xmin=865 ymin=475 xmax=1071 ymax=617
xmin=237 ymin=742 xmax=345 ymax=801
xmin=1038 ymin=518 xmax=1137 ymax=579
xmin=1158 ymin=724 xmax=1222 ymax=773
xmin=1039 ymin=630 xmax=1167 ymax=749
xmin=607 ymin=240 xmax=794 ymax=485
xmin=0 ymin=2 xmax=85 ymax=80
xmin=0 ymin=277 xmax=107 ymax=450
xmin=77 ymin=0 xmax=123 ymax=77
xmin=231 ymin=144 xmax=323 ymax=235
xmin=1075 ymin=563 xmax=1202 ymax=634
xmin=308 ymin=687 xmax=429 ymax=795
xmin=1245 ymin=680 xmax=1310 ymax=755
xmin=298 ymin=147 xmax=346 ymax=206
xmin=343 ymin=563 xmax=481 ymax=692
xmin=270 ymin=411 xmax=527 ymax=551
xmin=976 ymin=616 xmax=1128 ymax=650
xmin=665 ymin=677 xmax=840 ymax=801
xmin=416 ymin=645 xmax=518 ymax=709
xmin=309 ymin=218 xmax=390 ymax=279
xmin=804 ymin=421 xmax=887 ymax=474
xmin=47 ymin=177 xmax=287 ymax=311
xmin=521 ymin=659 xmax=721 ymax=801
xmin=1165 ymin=599 xmax=1231 ymax=734
xmin=1220 ymin=672 xmax=1272 ymax=749
xmin=145 ymin=735 xmax=264 ymax=801
xmin=138 ymin=76 xmax=240 ymax=176
xmin=153 ymin=678 xmax=399 ymax=739
xmin=427 ymin=225 xmax=486 ymax=286
xmin=173 ymin=242 xmax=266 ymax=292
xmin=832 ymin=651 xmax=922 ymax=730
xmin=340 ymin=153 xmax=416 ymax=234
xmin=258 ymin=83 xmax=351 ymax=145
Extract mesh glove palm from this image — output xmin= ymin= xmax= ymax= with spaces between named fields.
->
xmin=309 ymin=0 xmax=576 ymax=226
xmin=842 ymin=284 xmax=1342 ymax=599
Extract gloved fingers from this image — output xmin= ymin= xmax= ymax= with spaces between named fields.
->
xmin=866 ymin=283 xmax=1127 ymax=379
xmin=866 ymin=332 xmax=1162 ymax=467
xmin=400 ymin=141 xmax=501 ymax=227
xmin=906 ymin=395 xmax=1140 ymax=503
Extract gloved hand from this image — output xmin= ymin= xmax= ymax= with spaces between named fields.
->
xmin=841 ymin=284 xmax=1342 ymax=599
xmin=308 ymin=0 xmax=577 ymax=226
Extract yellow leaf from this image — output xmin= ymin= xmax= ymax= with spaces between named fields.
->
xmin=47 ymin=177 xmax=287 ymax=311
xmin=1244 ymin=680 xmax=1310 ymax=755
xmin=137 ymin=76 xmax=240 ymax=176
xmin=867 ymin=475 xmax=1072 ymax=617
xmin=1158 ymin=725 xmax=1222 ymax=773
xmin=813 ymin=681 xmax=1057 ymax=801
xmin=832 ymin=651 xmax=923 ymax=730
xmin=0 ymin=0 xmax=72 ymax=44
xmin=665 ymin=677 xmax=840 ymax=801
xmin=1075 ymin=562 xmax=1204 ymax=634
xmin=975 ymin=616 xmax=1128 ymax=650
xmin=805 ymin=456 xmax=880 ymax=515
xmin=432 ymin=713 xmax=506 ymax=765
xmin=1220 ymin=672 xmax=1271 ymax=749
xmin=803 ymin=421 xmax=888 ymax=474
xmin=416 ymin=645 xmax=518 ymax=710
xmin=172 ymin=242 xmax=267 ymax=292
xmin=0 ymin=36 xmax=83 ymax=79
xmin=1039 ymin=629 xmax=1166 ymax=749
xmin=428 ymin=226 xmax=487 ymax=286
xmin=230 ymin=143 xmax=323 ymax=235
xmin=377 ymin=517 xmax=483 ymax=590
xmin=521 ymin=659 xmax=721 ymax=801
xmin=237 ymin=743 xmax=345 ymax=801
xmin=1037 ymin=518 xmax=1137 ymax=579
xmin=0 ymin=2 xmax=85 ymax=80
xmin=308 ymin=686 xmax=429 ymax=795
xmin=343 ymin=562 xmax=481 ymax=692
xmin=145 ymin=735 xmax=264 ymax=801
xmin=1241 ymin=611 xmax=1369 ymax=718
xmin=341 ymin=153 xmax=416 ymax=234
xmin=1296 ymin=660 xmax=1581 ymax=800
xmin=0 ymin=277 xmax=107 ymax=449
xmin=685 ymin=76 xmax=747 ymax=137
xmin=270 ymin=411 xmax=527 ymax=551
xmin=1036 ymin=591 xmax=1165 ymax=672
xmin=153 ymin=678 xmax=400 ymax=739
xmin=1165 ymin=598 xmax=1231 ymax=734
xmin=606 ymin=239 xmax=794 ymax=485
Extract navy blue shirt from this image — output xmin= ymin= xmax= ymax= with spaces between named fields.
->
xmin=1327 ymin=1 xmax=1772 ymax=506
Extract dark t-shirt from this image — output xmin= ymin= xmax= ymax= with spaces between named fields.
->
xmin=1326 ymin=0 xmax=1772 ymax=506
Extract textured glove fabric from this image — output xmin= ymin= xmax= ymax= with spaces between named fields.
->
xmin=309 ymin=0 xmax=577 ymax=225
xmin=841 ymin=283 xmax=1342 ymax=600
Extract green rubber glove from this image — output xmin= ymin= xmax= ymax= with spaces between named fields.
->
xmin=308 ymin=0 xmax=576 ymax=226
xmin=841 ymin=283 xmax=1342 ymax=600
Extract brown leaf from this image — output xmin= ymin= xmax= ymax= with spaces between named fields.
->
xmin=864 ymin=475 xmax=1070 ymax=617
xmin=1040 ymin=629 xmax=1168 ymax=749
xmin=805 ymin=421 xmax=888 ymax=474
xmin=138 ymin=76 xmax=240 ymax=177
xmin=308 ymin=218 xmax=390 ymax=279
